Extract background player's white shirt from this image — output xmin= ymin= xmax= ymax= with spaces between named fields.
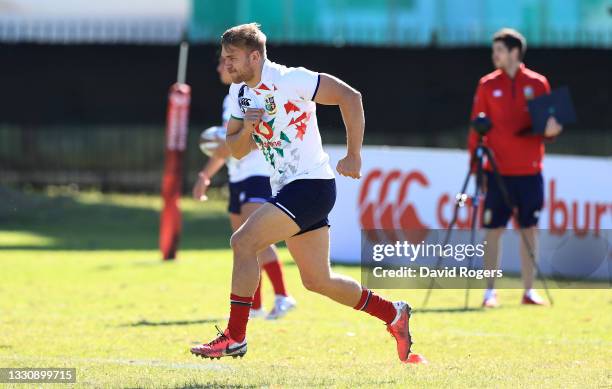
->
xmin=222 ymin=95 xmax=271 ymax=183
xmin=228 ymin=59 xmax=334 ymax=195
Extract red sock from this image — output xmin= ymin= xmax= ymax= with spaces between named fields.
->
xmin=252 ymin=281 xmax=262 ymax=310
xmin=263 ymin=261 xmax=287 ymax=296
xmin=353 ymin=288 xmax=397 ymax=325
xmin=228 ymin=294 xmax=252 ymax=342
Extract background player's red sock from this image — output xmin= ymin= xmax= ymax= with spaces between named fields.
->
xmin=252 ymin=281 xmax=262 ymax=310
xmin=228 ymin=294 xmax=252 ymax=342
xmin=353 ymin=288 xmax=397 ymax=324
xmin=263 ymin=260 xmax=287 ymax=296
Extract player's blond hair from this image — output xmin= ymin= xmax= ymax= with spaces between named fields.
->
xmin=221 ymin=23 xmax=267 ymax=58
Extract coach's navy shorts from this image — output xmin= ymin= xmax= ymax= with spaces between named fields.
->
xmin=483 ymin=172 xmax=544 ymax=228
xmin=268 ymin=178 xmax=336 ymax=235
xmin=228 ymin=175 xmax=272 ymax=214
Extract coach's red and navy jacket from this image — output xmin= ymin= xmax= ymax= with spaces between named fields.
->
xmin=467 ymin=63 xmax=552 ymax=176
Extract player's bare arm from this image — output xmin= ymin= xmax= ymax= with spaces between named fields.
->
xmin=226 ymin=115 xmax=258 ymax=159
xmin=314 ymin=73 xmax=364 ymax=179
xmin=192 ymin=142 xmax=230 ymax=201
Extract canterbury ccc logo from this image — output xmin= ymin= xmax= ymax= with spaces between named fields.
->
xmin=358 ymin=169 xmax=430 ymax=243
xmin=238 ymin=85 xmax=251 ymax=113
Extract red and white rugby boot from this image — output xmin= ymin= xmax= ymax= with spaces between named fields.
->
xmin=386 ymin=301 xmax=413 ymax=363
xmin=190 ymin=326 xmax=247 ymax=360
xmin=521 ymin=289 xmax=547 ymax=306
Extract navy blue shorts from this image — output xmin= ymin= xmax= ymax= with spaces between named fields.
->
xmin=268 ymin=178 xmax=336 ymax=235
xmin=228 ymin=175 xmax=272 ymax=214
xmin=483 ymin=172 xmax=544 ymax=228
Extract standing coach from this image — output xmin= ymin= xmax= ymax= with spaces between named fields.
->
xmin=467 ymin=28 xmax=563 ymax=307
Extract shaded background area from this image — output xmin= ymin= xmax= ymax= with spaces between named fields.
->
xmin=1 ymin=44 xmax=610 ymax=191
xmin=0 ymin=186 xmax=232 ymax=251
xmin=0 ymin=0 xmax=610 ymax=192
xmin=2 ymin=44 xmax=612 ymax=131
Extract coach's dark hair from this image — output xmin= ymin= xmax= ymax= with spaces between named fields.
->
xmin=221 ymin=23 xmax=267 ymax=58
xmin=493 ymin=28 xmax=526 ymax=60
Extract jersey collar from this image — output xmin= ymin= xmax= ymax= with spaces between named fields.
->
xmin=251 ymin=59 xmax=272 ymax=90
xmin=502 ymin=63 xmax=525 ymax=81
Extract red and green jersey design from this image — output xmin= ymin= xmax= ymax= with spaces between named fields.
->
xmin=228 ymin=60 xmax=334 ymax=195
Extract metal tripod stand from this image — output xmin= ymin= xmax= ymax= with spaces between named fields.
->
xmin=422 ymin=114 xmax=553 ymax=309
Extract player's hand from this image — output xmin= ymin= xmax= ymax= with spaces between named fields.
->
xmin=192 ymin=172 xmax=211 ymax=201
xmin=244 ymin=108 xmax=264 ymax=134
xmin=544 ymin=116 xmax=563 ymax=137
xmin=336 ymin=153 xmax=362 ymax=179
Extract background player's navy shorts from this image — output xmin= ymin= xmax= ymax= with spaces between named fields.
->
xmin=483 ymin=172 xmax=544 ymax=228
xmin=268 ymin=178 xmax=336 ymax=235
xmin=228 ymin=175 xmax=272 ymax=214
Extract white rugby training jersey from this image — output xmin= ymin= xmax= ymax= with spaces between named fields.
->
xmin=221 ymin=95 xmax=271 ymax=183
xmin=228 ymin=59 xmax=334 ymax=194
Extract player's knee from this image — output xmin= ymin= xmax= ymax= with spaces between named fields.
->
xmin=230 ymin=230 xmax=257 ymax=255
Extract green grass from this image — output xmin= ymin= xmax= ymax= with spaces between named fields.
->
xmin=1 ymin=188 xmax=610 ymax=388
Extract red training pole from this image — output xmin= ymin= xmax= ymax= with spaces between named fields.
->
xmin=160 ymin=41 xmax=190 ymax=260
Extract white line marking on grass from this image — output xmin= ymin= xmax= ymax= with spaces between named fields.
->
xmin=0 ymin=355 xmax=232 ymax=371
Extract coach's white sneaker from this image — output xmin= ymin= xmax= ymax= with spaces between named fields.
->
xmin=249 ymin=308 xmax=266 ymax=319
xmin=266 ymin=295 xmax=296 ymax=320
xmin=482 ymin=288 xmax=499 ymax=308
xmin=522 ymin=289 xmax=548 ymax=306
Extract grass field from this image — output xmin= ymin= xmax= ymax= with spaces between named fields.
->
xmin=1 ymin=188 xmax=610 ymax=388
